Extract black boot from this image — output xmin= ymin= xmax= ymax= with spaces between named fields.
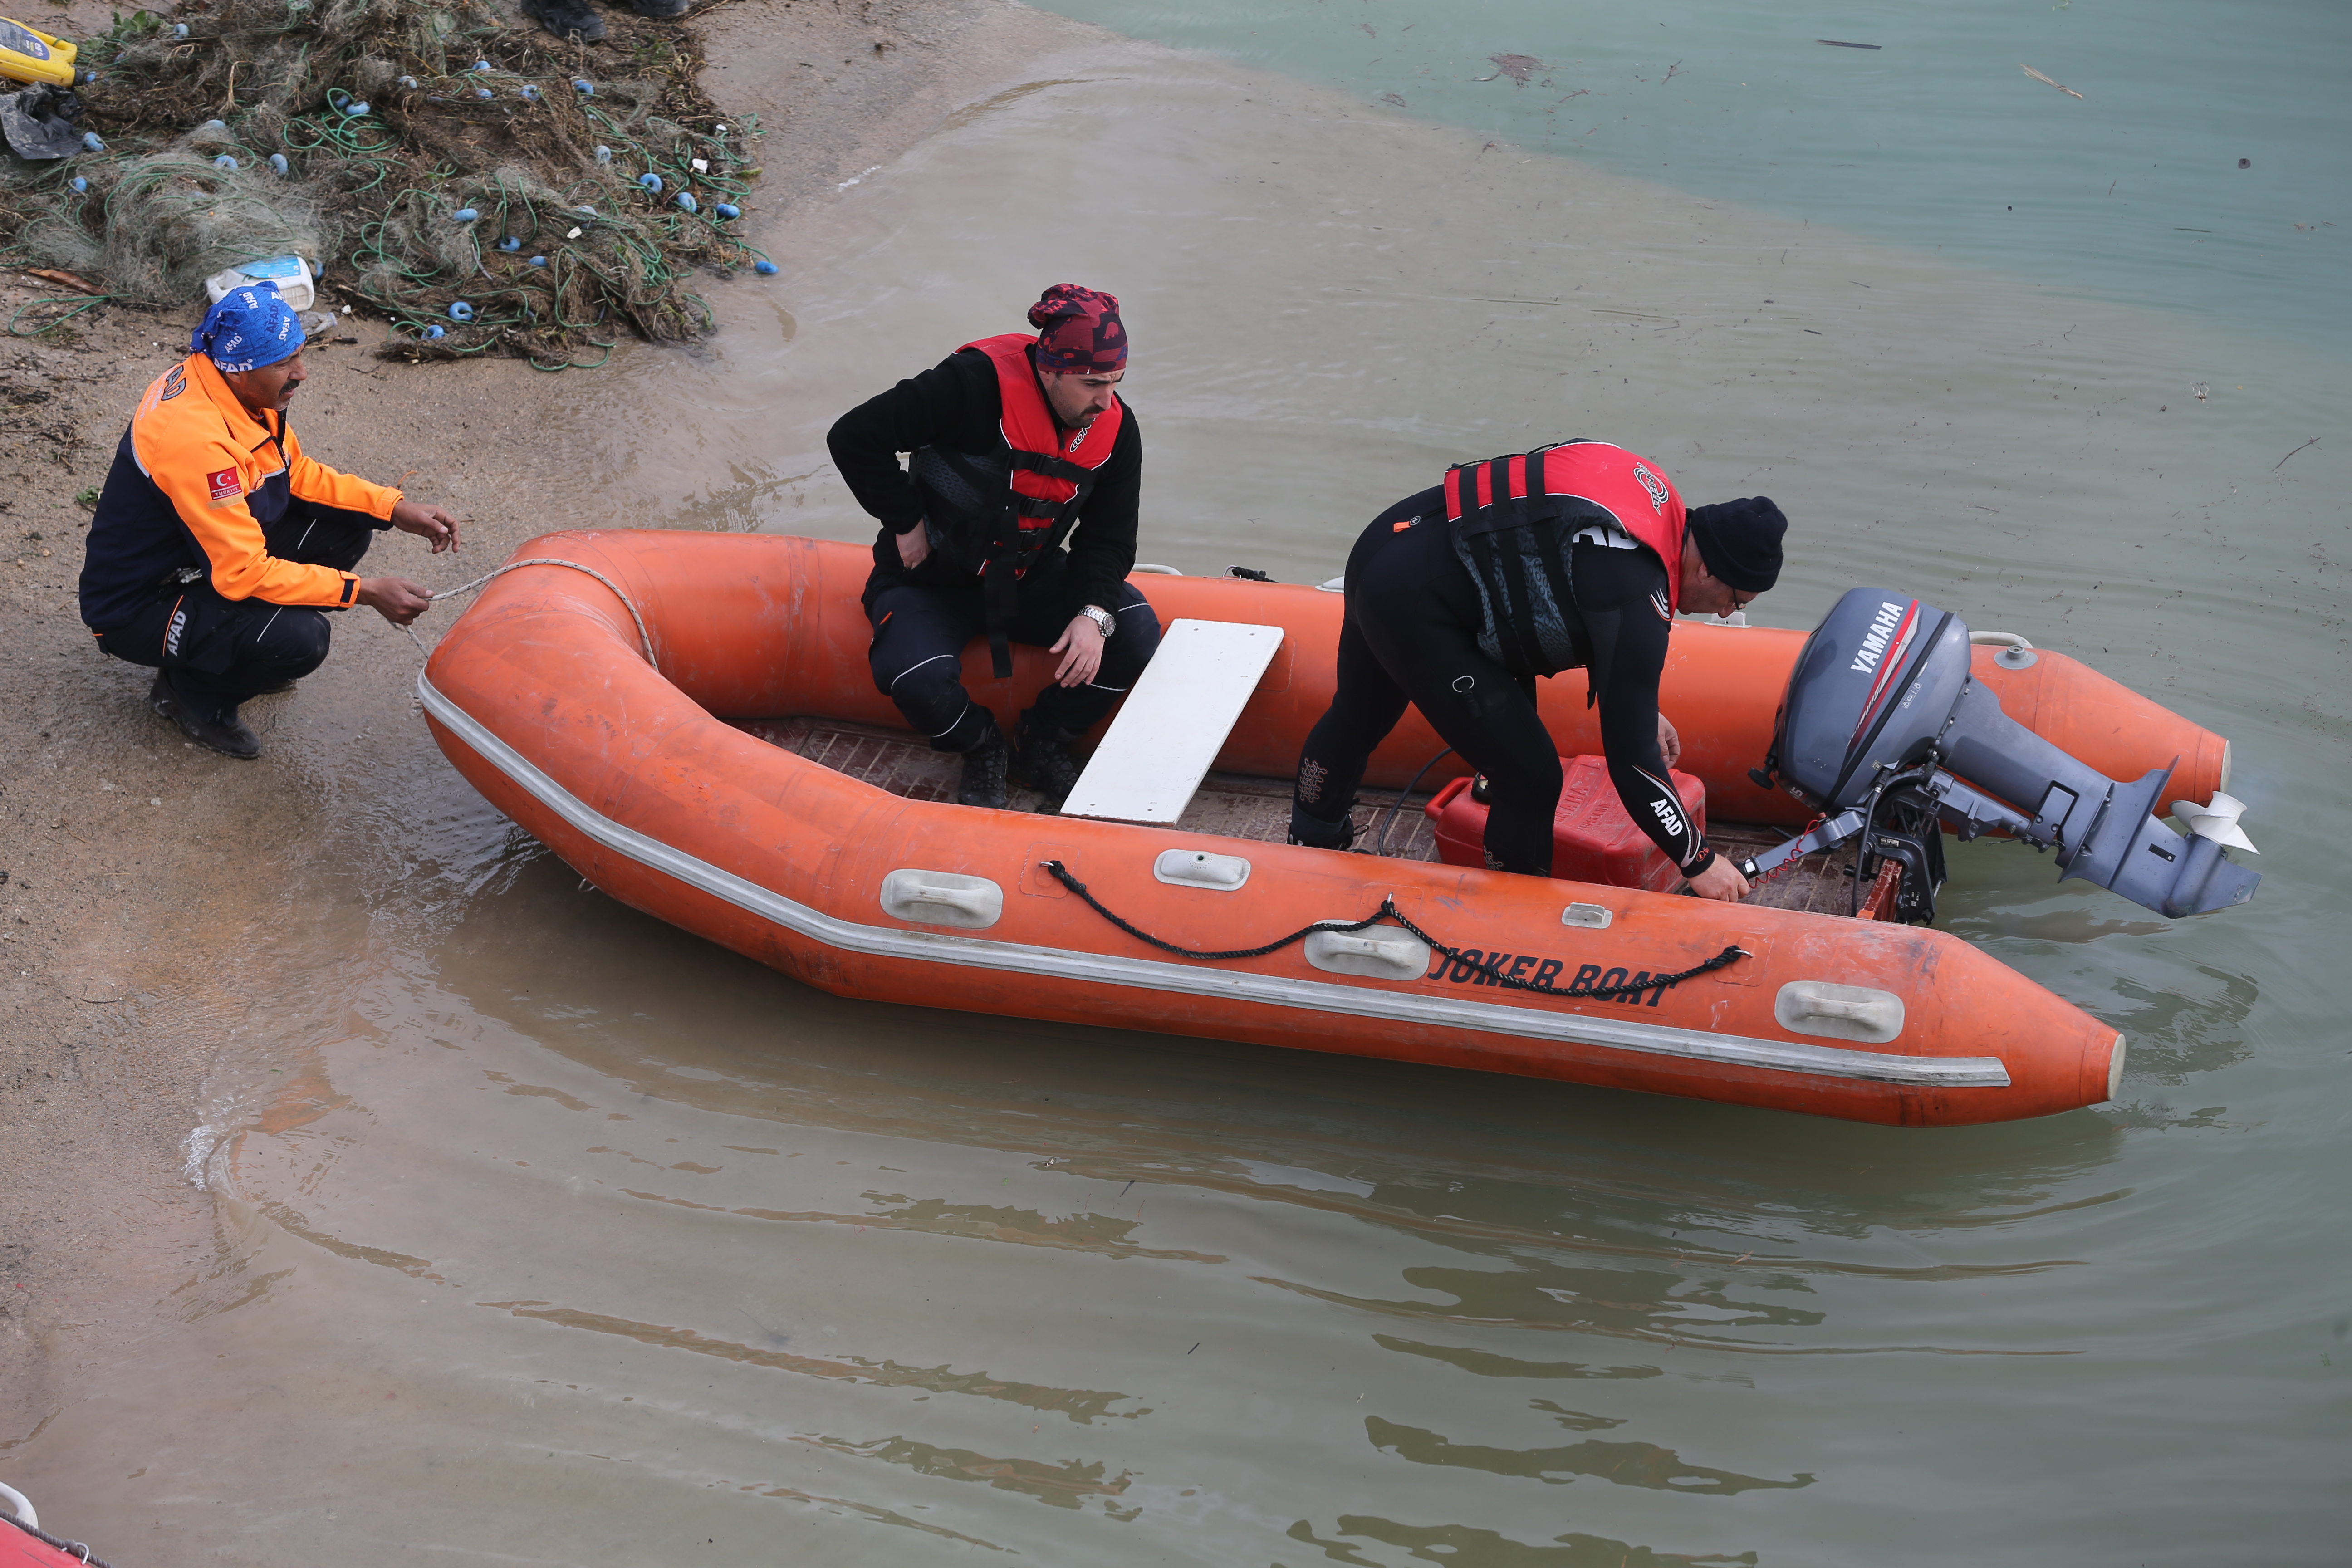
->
xmin=957 ymin=719 xmax=1009 ymax=809
xmin=151 ymin=672 xmax=261 ymax=760
xmin=521 ymin=0 xmax=607 ymax=42
xmin=1288 ymin=799 xmax=1357 ymax=850
xmin=1009 ymin=713 xmax=1083 ymax=803
xmin=623 ymin=0 xmax=689 ymax=17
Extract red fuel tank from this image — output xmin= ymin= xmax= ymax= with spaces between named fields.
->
xmin=1426 ymin=755 xmax=1707 ymax=891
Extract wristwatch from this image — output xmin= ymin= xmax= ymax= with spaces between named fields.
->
xmin=1079 ymin=604 xmax=1116 ymax=639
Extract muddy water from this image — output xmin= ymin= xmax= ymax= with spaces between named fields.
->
xmin=15 ymin=24 xmax=2352 ymax=1568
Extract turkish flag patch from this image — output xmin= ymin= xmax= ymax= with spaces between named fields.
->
xmin=205 ymin=466 xmax=241 ymax=504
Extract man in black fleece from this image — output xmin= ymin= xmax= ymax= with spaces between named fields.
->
xmin=827 ymin=285 xmax=1161 ymax=808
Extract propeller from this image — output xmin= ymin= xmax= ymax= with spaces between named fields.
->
xmin=2171 ymin=792 xmax=2258 ymax=854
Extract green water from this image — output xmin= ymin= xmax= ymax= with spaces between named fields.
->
xmin=1034 ymin=0 xmax=2352 ymax=354
xmin=10 ymin=7 xmax=2351 ymax=1565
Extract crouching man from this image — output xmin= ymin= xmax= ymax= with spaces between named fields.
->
xmin=77 ymin=283 xmax=461 ymax=760
xmin=827 ymin=284 xmax=1162 ymax=808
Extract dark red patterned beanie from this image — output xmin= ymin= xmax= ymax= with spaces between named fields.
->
xmin=1028 ymin=284 xmax=1127 ymax=373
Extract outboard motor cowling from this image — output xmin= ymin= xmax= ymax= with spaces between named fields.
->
xmin=1743 ymin=588 xmax=2259 ymax=924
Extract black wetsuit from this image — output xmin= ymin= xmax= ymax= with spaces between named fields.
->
xmin=828 ymin=346 xmax=1160 ymax=750
xmin=1294 ymin=486 xmax=1707 ymax=878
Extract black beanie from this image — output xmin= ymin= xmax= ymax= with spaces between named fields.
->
xmin=1685 ymin=497 xmax=1787 ymax=593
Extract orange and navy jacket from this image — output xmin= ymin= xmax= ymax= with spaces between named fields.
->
xmin=78 ymin=352 xmax=401 ymax=632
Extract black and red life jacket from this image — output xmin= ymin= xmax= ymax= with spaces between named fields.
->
xmin=910 ymin=333 xmax=1125 ymax=676
xmin=1442 ymin=440 xmax=1688 ymax=677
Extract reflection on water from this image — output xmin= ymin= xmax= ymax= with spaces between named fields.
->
xmin=1284 ymin=1515 xmax=1762 ymax=1567
xmin=13 ymin=17 xmax=2352 ymax=1568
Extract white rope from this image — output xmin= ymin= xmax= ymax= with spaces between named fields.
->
xmin=399 ymin=557 xmax=657 ymax=666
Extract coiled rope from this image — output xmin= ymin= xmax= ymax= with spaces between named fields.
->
xmin=399 ymin=557 xmax=654 ymax=665
xmin=1040 ymin=860 xmax=1746 ymax=1002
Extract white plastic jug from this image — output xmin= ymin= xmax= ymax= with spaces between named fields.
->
xmin=202 ymin=254 xmax=315 ymax=313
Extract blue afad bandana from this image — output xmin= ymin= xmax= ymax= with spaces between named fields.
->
xmin=191 ymin=281 xmax=304 ymax=374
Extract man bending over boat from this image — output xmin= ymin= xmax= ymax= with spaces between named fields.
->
xmin=77 ymin=283 xmax=461 ymax=760
xmin=828 ymin=284 xmax=1162 ymax=809
xmin=1289 ymin=442 xmax=1785 ymax=902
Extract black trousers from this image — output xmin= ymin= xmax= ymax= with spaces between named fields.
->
xmin=1296 ymin=495 xmax=1567 ymax=875
xmin=93 ymin=501 xmax=379 ymax=723
xmin=865 ymin=548 xmax=1162 ymax=752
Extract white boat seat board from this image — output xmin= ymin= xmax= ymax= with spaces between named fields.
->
xmin=1060 ymin=618 xmax=1285 ymax=825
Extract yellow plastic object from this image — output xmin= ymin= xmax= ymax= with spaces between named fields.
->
xmin=0 ymin=17 xmax=76 ymax=89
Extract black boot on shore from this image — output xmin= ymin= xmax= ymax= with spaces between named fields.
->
xmin=151 ymin=672 xmax=261 ymax=760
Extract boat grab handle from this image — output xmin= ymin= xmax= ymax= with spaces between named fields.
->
xmin=880 ymin=870 xmax=1004 ymax=929
xmin=1305 ymin=929 xmax=1432 ymax=981
xmin=1774 ymin=980 xmax=1905 ymax=1044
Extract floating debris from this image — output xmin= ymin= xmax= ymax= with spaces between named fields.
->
xmin=1818 ymin=39 xmax=1881 ymax=49
xmin=1476 ymin=54 xmax=1544 ymax=85
xmin=2021 ymin=64 xmax=2084 ymax=99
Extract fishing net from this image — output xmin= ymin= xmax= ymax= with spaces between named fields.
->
xmin=0 ymin=0 xmax=770 ymax=368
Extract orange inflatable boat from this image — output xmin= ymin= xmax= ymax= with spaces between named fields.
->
xmin=420 ymin=532 xmax=2239 ymax=1127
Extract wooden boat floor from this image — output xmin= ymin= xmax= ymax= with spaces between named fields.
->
xmin=730 ymin=717 xmax=1857 ymax=916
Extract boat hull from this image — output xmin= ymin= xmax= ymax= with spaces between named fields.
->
xmin=421 ymin=532 xmax=2225 ymax=1126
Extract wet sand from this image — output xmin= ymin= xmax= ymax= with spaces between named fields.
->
xmin=0 ymin=0 xmax=1114 ymax=1453
xmin=3 ymin=0 xmax=2346 ymax=1560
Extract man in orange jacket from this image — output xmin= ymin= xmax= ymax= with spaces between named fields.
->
xmin=77 ymin=284 xmax=461 ymax=759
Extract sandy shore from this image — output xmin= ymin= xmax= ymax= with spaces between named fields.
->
xmin=0 ymin=0 xmax=1112 ymax=1451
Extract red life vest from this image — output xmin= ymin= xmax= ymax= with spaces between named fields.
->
xmin=962 ymin=333 xmax=1124 ymax=544
xmin=926 ymin=333 xmax=1124 ymax=674
xmin=1442 ymin=441 xmax=1688 ymax=676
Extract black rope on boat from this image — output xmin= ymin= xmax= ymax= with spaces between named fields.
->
xmin=1042 ymin=860 xmax=1399 ymax=960
xmin=3 ymin=1509 xmax=113 ymax=1568
xmin=1039 ymin=860 xmax=1748 ymax=1001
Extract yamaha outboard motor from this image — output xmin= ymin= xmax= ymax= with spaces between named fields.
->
xmin=1740 ymin=588 xmax=2259 ymax=925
